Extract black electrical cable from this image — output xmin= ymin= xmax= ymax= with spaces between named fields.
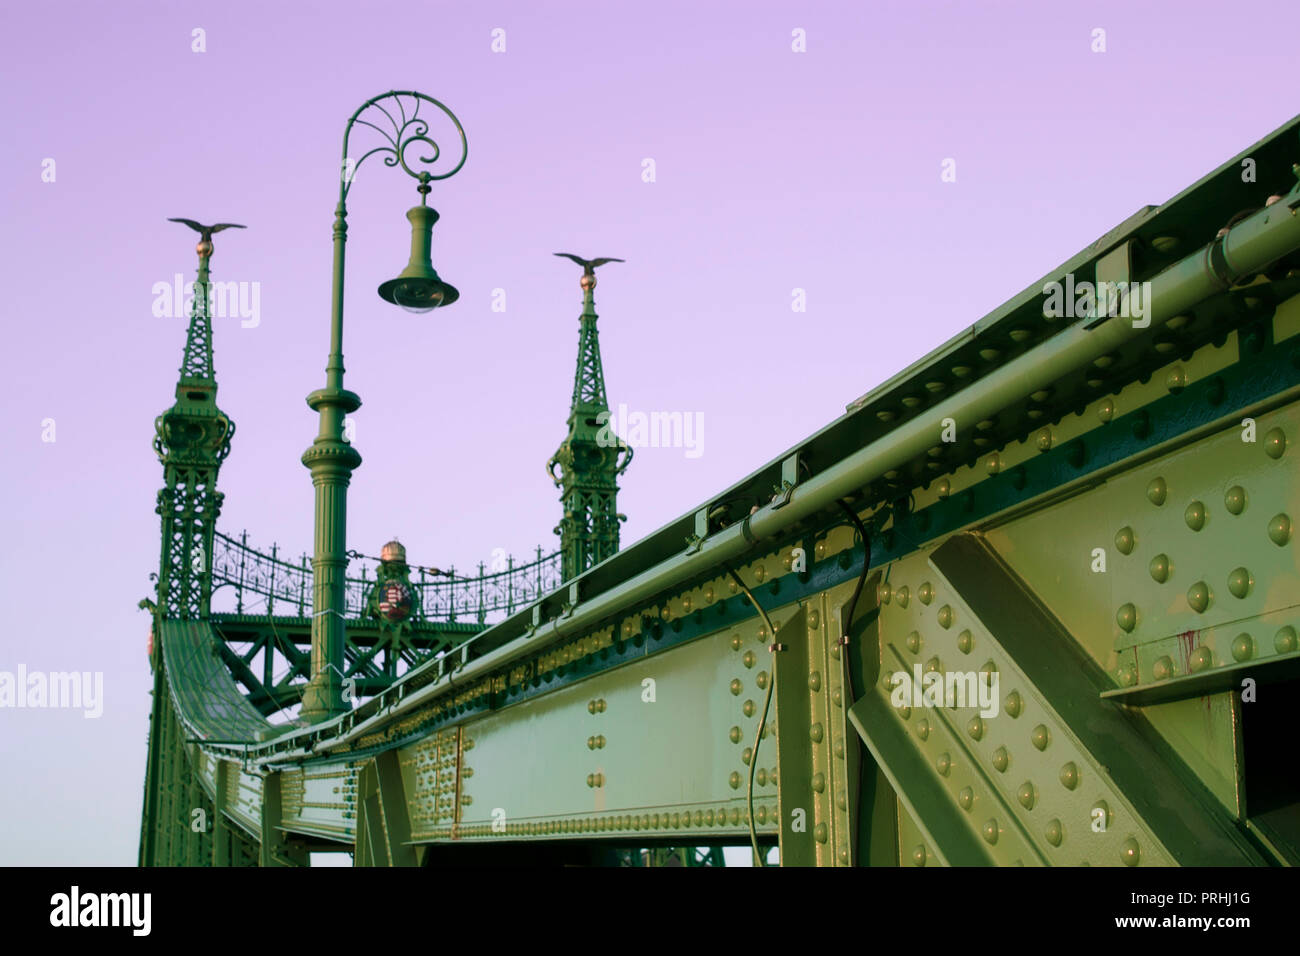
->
xmin=833 ymin=498 xmax=875 ymax=867
xmin=723 ymin=562 xmax=778 ymax=867
xmin=834 ymin=499 xmax=872 ymax=705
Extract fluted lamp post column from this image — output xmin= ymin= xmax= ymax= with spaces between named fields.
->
xmin=299 ymin=91 xmax=467 ymax=724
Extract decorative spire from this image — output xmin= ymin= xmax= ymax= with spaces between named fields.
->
xmin=547 ymin=254 xmax=632 ymax=582
xmin=166 ymin=219 xmax=244 ymax=387
xmin=152 ymin=219 xmax=241 ymax=621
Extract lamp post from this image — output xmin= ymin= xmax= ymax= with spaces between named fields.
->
xmin=299 ymin=91 xmax=467 ymax=723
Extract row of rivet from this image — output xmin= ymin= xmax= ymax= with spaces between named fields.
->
xmin=1116 ymin=625 xmax=1299 ymax=686
xmin=461 ymin=806 xmax=781 ymax=837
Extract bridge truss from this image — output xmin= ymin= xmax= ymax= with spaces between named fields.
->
xmin=139 ymin=117 xmax=1300 ymax=867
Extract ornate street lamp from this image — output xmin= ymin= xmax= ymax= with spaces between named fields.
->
xmin=299 ymin=91 xmax=467 ymax=723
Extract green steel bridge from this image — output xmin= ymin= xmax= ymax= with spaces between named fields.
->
xmin=139 ymin=101 xmax=1300 ymax=867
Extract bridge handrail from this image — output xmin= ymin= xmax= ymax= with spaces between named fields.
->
xmin=209 ymin=530 xmax=562 ymax=624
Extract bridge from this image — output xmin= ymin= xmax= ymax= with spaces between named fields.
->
xmin=137 ymin=96 xmax=1300 ymax=867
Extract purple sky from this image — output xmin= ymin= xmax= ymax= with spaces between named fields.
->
xmin=2 ymin=0 xmax=1296 ymax=865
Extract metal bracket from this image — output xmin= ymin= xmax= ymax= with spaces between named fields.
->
xmin=686 ymin=506 xmax=712 ymax=553
xmin=1083 ymin=240 xmax=1132 ymax=329
xmin=770 ymin=454 xmax=801 ymax=508
xmin=561 ymin=581 xmax=579 ymax=618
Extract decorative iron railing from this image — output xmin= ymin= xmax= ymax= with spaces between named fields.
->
xmin=209 ymin=530 xmax=562 ymax=625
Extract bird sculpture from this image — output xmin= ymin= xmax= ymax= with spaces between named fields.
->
xmin=554 ymin=253 xmax=624 ymax=290
xmin=168 ymin=218 xmax=246 ymax=258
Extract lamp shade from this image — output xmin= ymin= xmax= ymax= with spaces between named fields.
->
xmin=378 ymin=204 xmax=458 ymax=312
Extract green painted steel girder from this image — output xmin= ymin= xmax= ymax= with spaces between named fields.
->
xmin=140 ymin=112 xmax=1300 ymax=867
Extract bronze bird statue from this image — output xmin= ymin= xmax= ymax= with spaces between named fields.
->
xmin=168 ymin=218 xmax=246 ymax=258
xmin=554 ymin=252 xmax=624 ymax=290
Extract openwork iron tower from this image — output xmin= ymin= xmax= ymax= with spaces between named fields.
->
xmin=152 ymin=221 xmax=240 ymax=620
xmin=548 ymin=255 xmax=632 ymax=581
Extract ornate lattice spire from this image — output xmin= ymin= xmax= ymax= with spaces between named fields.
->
xmin=572 ymin=290 xmax=608 ymax=408
xmin=548 ymin=255 xmax=632 ymax=581
xmin=166 ymin=219 xmax=244 ymax=387
xmin=152 ymin=220 xmax=240 ymax=620
xmin=177 ymin=254 xmax=215 ymax=383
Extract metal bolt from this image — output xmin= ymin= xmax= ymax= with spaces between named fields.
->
xmin=1017 ymin=782 xmax=1036 ymax=810
xmin=1274 ymin=626 xmax=1298 ymax=654
xmin=1045 ymin=819 xmax=1063 ymax=847
xmin=1268 ymin=513 xmax=1292 ymax=546
xmin=1147 ymin=477 xmax=1168 ymax=506
xmin=1120 ymin=837 xmax=1141 ymax=867
xmin=1031 ymin=725 xmax=1050 ymax=751
xmin=1228 ymin=567 xmax=1253 ymax=599
xmin=992 ymin=747 xmax=1009 ymax=772
xmin=1094 ymin=800 xmax=1111 ymax=828
xmin=1264 ymin=427 xmax=1287 ymax=460
xmin=1152 ymin=655 xmax=1174 ymax=681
